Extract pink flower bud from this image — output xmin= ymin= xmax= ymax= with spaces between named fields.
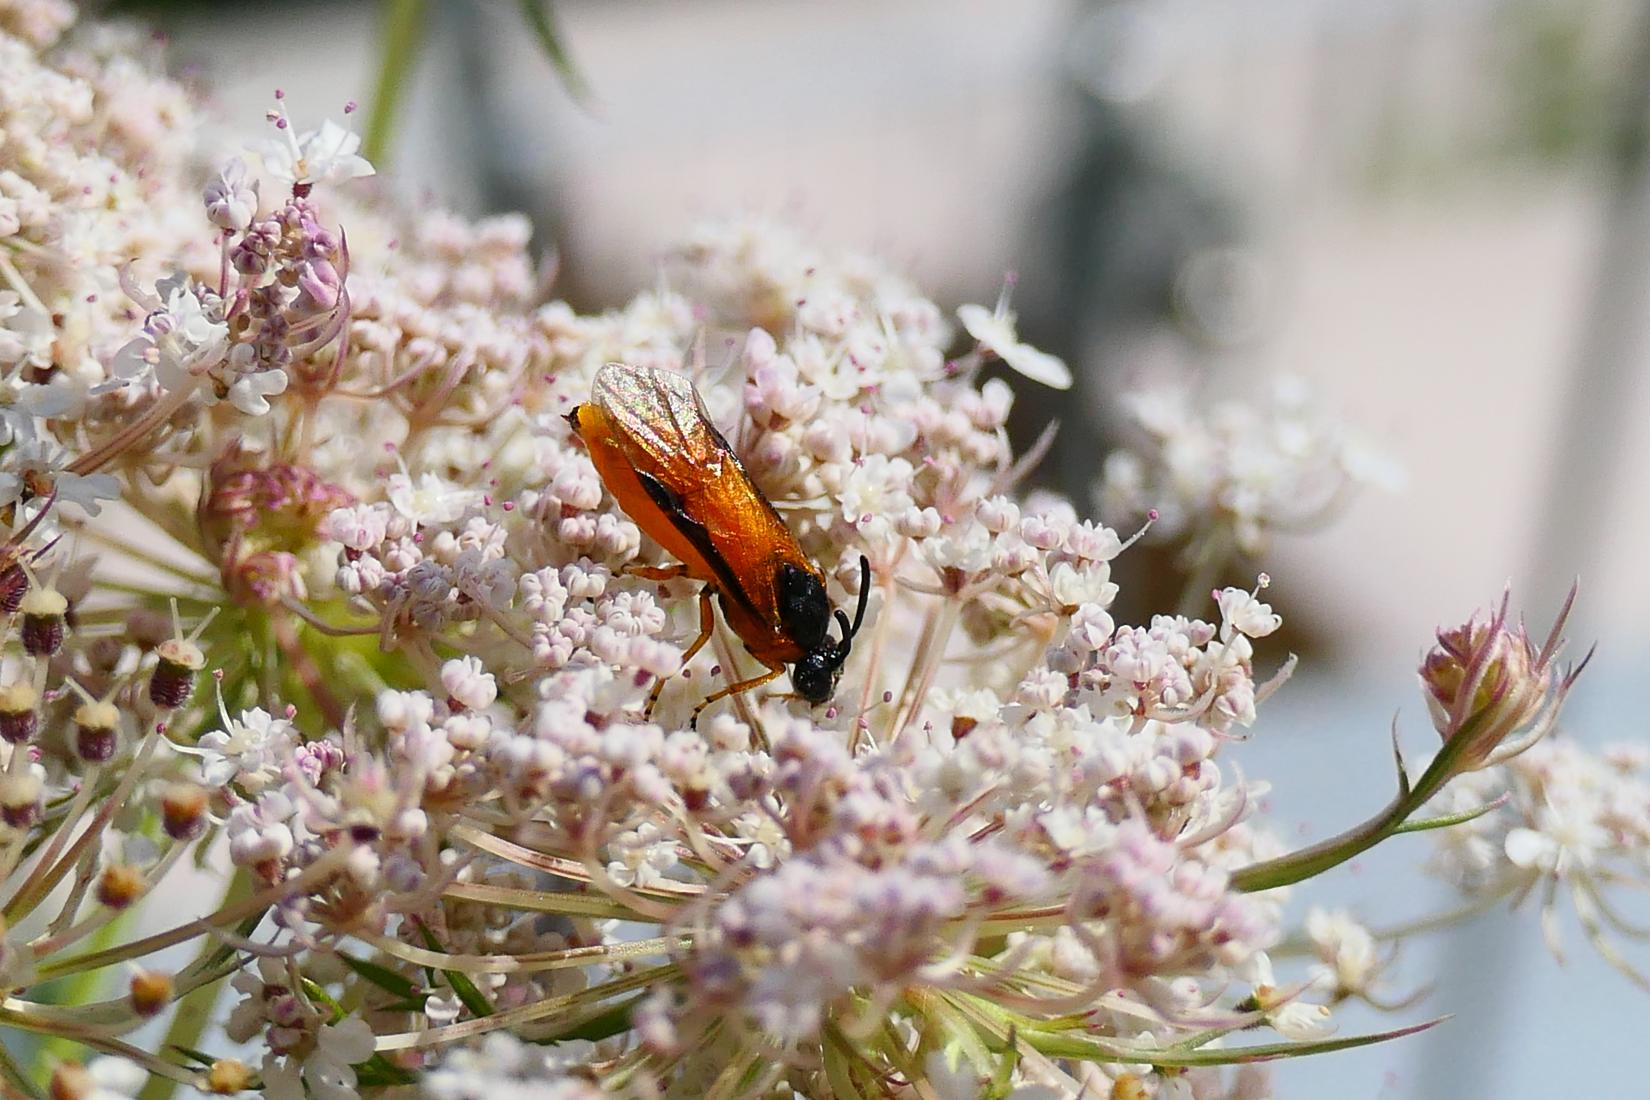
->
xmin=1419 ymin=584 xmax=1589 ymax=771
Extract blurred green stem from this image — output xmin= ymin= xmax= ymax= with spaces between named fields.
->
xmin=364 ymin=0 xmax=431 ymax=167
xmin=136 ymin=872 xmax=255 ymax=1100
xmin=1175 ymin=529 xmax=1231 ymax=618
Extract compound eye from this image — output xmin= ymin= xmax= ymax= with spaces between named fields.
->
xmin=791 ymin=653 xmax=836 ymax=704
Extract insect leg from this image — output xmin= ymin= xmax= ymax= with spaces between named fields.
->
xmin=690 ymin=664 xmax=786 ymax=730
xmin=644 ymin=587 xmax=716 ymax=720
xmin=622 ymin=563 xmax=692 ymax=581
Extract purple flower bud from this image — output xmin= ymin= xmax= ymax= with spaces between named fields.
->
xmin=295 ymin=258 xmax=341 ymax=311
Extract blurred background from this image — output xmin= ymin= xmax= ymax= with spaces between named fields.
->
xmin=117 ymin=0 xmax=1650 ymax=1094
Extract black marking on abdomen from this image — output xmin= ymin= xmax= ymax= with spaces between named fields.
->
xmin=634 ymin=470 xmax=765 ymax=626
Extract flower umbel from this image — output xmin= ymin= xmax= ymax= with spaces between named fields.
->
xmin=0 ymin=5 xmax=1621 ymax=1099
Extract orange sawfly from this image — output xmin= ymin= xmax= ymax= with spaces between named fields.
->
xmin=566 ymin=362 xmax=870 ymax=725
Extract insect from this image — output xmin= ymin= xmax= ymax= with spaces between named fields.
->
xmin=566 ymin=362 xmax=870 ymax=725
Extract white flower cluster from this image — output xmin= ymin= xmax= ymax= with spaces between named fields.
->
xmin=0 ymin=6 xmax=1623 ymax=1100
xmin=1430 ymin=737 xmax=1650 ymax=986
xmin=1098 ymin=377 xmax=1400 ymax=555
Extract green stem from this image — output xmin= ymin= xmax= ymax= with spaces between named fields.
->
xmin=363 ymin=0 xmax=431 ymax=166
xmin=1175 ymin=528 xmax=1231 ymax=617
xmin=1231 ymin=709 xmax=1491 ymax=893
xmin=133 ymin=873 xmax=254 ymax=1100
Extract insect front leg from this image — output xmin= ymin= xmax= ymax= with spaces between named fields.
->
xmin=644 ymin=587 xmax=717 ymax=720
xmin=689 ymin=664 xmax=787 ymax=730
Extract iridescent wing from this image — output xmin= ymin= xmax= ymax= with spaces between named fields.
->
xmin=589 ymin=363 xmax=819 ymax=654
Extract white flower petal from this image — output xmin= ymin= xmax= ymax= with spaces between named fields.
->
xmin=1504 ymin=827 xmax=1556 ymax=869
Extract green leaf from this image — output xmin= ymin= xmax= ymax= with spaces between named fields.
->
xmin=339 ymin=952 xmax=422 ymax=999
xmin=355 ymin=1054 xmax=418 ymax=1087
xmin=300 ymin=977 xmax=346 ymax=1021
xmin=1392 ymin=793 xmax=1509 ymax=835
xmin=986 ymin=1029 xmax=1022 ymax=1100
xmin=821 ymin=1028 xmax=874 ymax=1100
xmin=1023 ymin=1016 xmax=1448 ymax=1067
xmin=167 ymin=1046 xmax=218 ymax=1069
xmin=363 ymin=0 xmax=431 ymax=166
xmin=379 ymin=996 xmax=434 ymax=1014
xmin=416 ymin=923 xmax=495 ymax=1018
xmin=1389 ymin=714 xmax=1413 ymax=800
xmin=533 ymin=994 xmax=640 ymax=1044
xmin=517 ymin=0 xmax=591 ymax=103
xmin=0 ymin=1042 xmax=44 ymax=1100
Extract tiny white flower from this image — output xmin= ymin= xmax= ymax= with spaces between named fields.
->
xmin=256 ymin=107 xmax=376 ymax=188
xmin=223 ymin=366 xmax=289 ymax=415
xmin=0 ymin=290 xmax=53 ymax=369
xmin=957 ymin=297 xmax=1072 ymax=390
xmin=106 ymin=274 xmax=229 ymax=394
xmin=1216 ymin=586 xmax=1282 ymax=638
xmin=1240 ymin=952 xmax=1335 ymax=1041
xmin=1305 ymin=906 xmax=1381 ymax=999
xmin=0 ymin=439 xmax=120 ymax=515
xmin=180 ymin=707 xmax=294 ymax=790
xmin=441 ymin=656 xmax=498 ymax=711
xmin=81 ymin=1057 xmax=147 ymax=1100
xmin=203 ymin=156 xmax=259 ymax=231
xmin=388 ymin=471 xmax=482 ymax=526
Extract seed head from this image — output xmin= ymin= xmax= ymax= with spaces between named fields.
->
xmin=150 ymin=637 xmax=206 ymax=709
xmin=20 ymin=585 xmax=66 ymax=657
xmin=161 ymin=781 xmax=210 ymax=840
xmin=128 ymin=969 xmax=173 ymax=1017
xmin=72 ymin=701 xmax=120 ymax=764
xmin=0 ymin=682 xmax=39 ymax=745
xmin=0 ymin=771 xmax=42 ymax=829
xmin=97 ymin=863 xmax=146 ymax=909
xmin=206 ymin=1060 xmax=255 ymax=1094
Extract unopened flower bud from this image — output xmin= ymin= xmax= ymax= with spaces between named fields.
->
xmin=97 ymin=863 xmax=146 ymax=909
xmin=128 ymin=969 xmax=173 ymax=1017
xmin=204 ymin=158 xmax=258 ymax=231
xmin=149 ymin=638 xmax=206 ymax=709
xmin=160 ymin=782 xmax=209 ymax=840
xmin=0 ymin=682 xmax=39 ymax=744
xmin=1420 ymin=585 xmax=1587 ymax=771
xmin=206 ymin=1060 xmax=255 ymax=1094
xmin=20 ymin=586 xmax=66 ymax=656
xmin=0 ymin=771 xmax=42 ymax=829
xmin=72 ymin=702 xmax=120 ymax=764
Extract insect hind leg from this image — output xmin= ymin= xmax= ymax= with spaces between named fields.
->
xmin=690 ymin=665 xmax=786 ymax=730
xmin=644 ymin=587 xmax=716 ymax=720
xmin=622 ymin=562 xmax=692 ymax=582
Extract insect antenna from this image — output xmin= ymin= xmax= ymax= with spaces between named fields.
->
xmin=830 ymin=555 xmax=874 ymax=667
